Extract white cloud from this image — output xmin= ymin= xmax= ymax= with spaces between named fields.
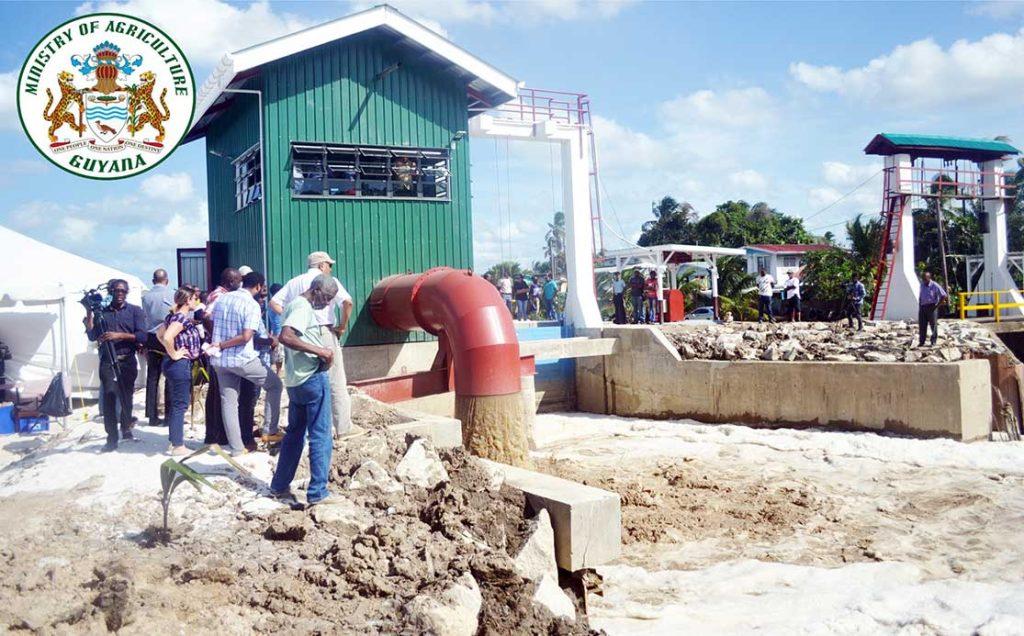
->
xmin=120 ymin=204 xmax=208 ymax=254
xmin=660 ymin=87 xmax=776 ymax=129
xmin=802 ymin=161 xmax=883 ymax=232
xmin=59 ymin=216 xmax=97 ymax=243
xmin=790 ymin=29 xmax=1024 ymax=106
xmin=592 ymin=114 xmax=671 ymax=171
xmin=729 ymin=169 xmax=768 ymax=192
xmin=967 ymin=1 xmax=1024 ymax=19
xmin=0 ymin=71 xmax=16 ymax=129
xmin=821 ymin=161 xmax=882 ymax=188
xmin=8 ymin=200 xmax=62 ymax=230
xmin=140 ymin=172 xmax=194 ymax=202
xmin=77 ymin=0 xmax=314 ymax=65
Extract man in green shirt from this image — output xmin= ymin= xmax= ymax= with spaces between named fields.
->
xmin=270 ymin=274 xmax=338 ymax=505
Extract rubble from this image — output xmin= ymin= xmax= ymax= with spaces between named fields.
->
xmin=0 ymin=429 xmax=596 ymax=634
xmin=395 ymin=438 xmax=450 ymax=488
xmin=662 ymin=320 xmax=1006 ymax=363
xmin=348 ymin=459 xmax=404 ymax=493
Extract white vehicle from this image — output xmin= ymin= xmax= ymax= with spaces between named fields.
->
xmin=686 ymin=306 xmax=716 ymax=321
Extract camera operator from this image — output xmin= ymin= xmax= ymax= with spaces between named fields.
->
xmin=85 ymin=278 xmax=147 ymax=453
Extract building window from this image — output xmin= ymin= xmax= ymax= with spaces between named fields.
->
xmin=781 ymin=255 xmax=800 ymax=268
xmin=290 ymin=142 xmax=450 ymax=200
xmin=234 ymin=144 xmax=262 ymax=211
xmin=755 ymin=256 xmax=769 ymax=272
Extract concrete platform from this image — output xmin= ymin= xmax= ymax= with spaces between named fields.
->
xmin=577 ymin=326 xmax=993 ymax=441
xmin=519 ymin=337 xmax=617 ymax=360
xmin=479 ymin=459 xmax=622 ymax=571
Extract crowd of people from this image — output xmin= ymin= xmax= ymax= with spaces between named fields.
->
xmin=482 ymin=271 xmax=564 ymax=321
xmin=84 ymin=250 xmax=353 ymax=507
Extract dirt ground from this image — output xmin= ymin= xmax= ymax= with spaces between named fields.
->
xmin=0 ymin=406 xmax=595 ymax=635
xmin=531 ymin=413 xmax=1024 ymax=633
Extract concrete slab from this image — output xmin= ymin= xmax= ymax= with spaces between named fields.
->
xmin=479 ymin=459 xmax=621 ymax=571
xmin=519 ymin=337 xmax=617 ymax=360
xmin=388 ymin=415 xmax=463 ymax=449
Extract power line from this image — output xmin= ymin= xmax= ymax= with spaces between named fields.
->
xmin=802 ymin=168 xmax=883 ymax=224
xmin=595 ymin=172 xmax=638 ymax=248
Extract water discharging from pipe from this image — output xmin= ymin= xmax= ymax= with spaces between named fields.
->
xmin=370 ymin=268 xmax=530 ymax=467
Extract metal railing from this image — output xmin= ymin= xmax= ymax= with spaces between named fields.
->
xmin=958 ymin=289 xmax=1024 ymax=322
xmin=489 ymin=87 xmax=591 ymax=127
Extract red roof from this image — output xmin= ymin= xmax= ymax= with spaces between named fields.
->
xmin=746 ymin=244 xmax=831 ymax=254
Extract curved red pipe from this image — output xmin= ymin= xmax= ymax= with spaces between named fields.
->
xmin=369 ymin=267 xmax=521 ymax=397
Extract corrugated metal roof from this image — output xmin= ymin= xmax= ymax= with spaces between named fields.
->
xmin=745 ymin=244 xmax=832 ymax=254
xmin=864 ymin=133 xmax=1020 ymax=160
xmin=879 ymin=134 xmax=1019 ymax=154
xmin=186 ymin=5 xmax=518 ymax=143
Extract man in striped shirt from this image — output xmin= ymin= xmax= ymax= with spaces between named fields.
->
xmin=210 ymin=271 xmax=283 ymax=455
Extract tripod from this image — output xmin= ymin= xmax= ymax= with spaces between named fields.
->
xmin=91 ymin=307 xmax=136 ymax=429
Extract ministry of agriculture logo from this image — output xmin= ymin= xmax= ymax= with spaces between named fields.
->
xmin=17 ymin=13 xmax=194 ymax=180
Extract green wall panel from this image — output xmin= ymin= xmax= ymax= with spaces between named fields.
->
xmin=205 ymin=32 xmax=473 ymax=346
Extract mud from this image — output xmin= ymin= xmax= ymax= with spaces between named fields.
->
xmin=0 ymin=432 xmax=598 ymax=634
xmin=539 ymin=457 xmax=823 ymax=546
xmin=349 ymin=388 xmax=406 ymax=431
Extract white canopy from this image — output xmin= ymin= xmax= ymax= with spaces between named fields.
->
xmin=0 ymin=225 xmax=144 ymax=396
xmin=599 ymin=244 xmax=746 ymax=320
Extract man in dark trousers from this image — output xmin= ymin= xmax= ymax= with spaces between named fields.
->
xmin=918 ymin=271 xmax=947 ymax=347
xmin=629 ymin=270 xmax=645 ymax=324
xmin=85 ymin=279 xmax=147 ymax=452
xmin=612 ymin=272 xmax=627 ymax=324
xmin=846 ymin=274 xmax=866 ymax=331
xmin=141 ymin=268 xmax=175 ymax=426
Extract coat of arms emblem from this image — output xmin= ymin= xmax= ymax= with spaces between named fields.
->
xmin=17 ymin=14 xmax=194 ymax=180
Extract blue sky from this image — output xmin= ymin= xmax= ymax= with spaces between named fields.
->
xmin=2 ymin=0 xmax=1023 ymax=283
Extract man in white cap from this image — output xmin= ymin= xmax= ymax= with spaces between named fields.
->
xmin=270 ymin=251 xmax=353 ymax=436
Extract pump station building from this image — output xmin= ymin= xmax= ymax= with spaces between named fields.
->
xmin=182 ymin=6 xmax=518 ymax=347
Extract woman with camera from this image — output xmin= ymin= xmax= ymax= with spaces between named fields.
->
xmin=157 ymin=286 xmax=202 ymax=456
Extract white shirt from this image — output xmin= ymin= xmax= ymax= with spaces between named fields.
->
xmin=272 ymin=268 xmax=352 ymax=327
xmin=612 ymin=279 xmax=626 ymax=294
xmin=756 ymin=274 xmax=775 ymax=297
xmin=784 ymin=277 xmax=801 ymax=299
xmin=498 ymin=277 xmax=513 ymax=295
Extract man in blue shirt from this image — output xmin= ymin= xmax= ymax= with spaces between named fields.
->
xmin=918 ymin=271 xmax=948 ymax=347
xmin=543 ymin=275 xmax=559 ymax=320
xmin=141 ymin=268 xmax=175 ymax=426
xmin=846 ymin=274 xmax=867 ymax=331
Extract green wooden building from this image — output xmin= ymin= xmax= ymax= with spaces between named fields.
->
xmin=183 ymin=5 xmax=517 ymax=345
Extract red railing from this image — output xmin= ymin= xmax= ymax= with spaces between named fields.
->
xmin=489 ymin=87 xmax=591 ymax=127
xmin=884 ymin=159 xmax=1018 ymax=200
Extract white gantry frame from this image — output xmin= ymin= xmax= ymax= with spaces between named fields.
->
xmin=470 ymin=111 xmax=603 ymax=328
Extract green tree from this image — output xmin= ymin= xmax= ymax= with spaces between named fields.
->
xmin=845 ymin=213 xmax=883 ymax=269
xmin=485 ymin=261 xmax=523 ymax=280
xmin=543 ymin=211 xmax=566 ymax=278
xmin=714 ymin=255 xmax=757 ymax=320
xmin=639 ymin=197 xmax=698 ymax=246
xmin=639 ymin=198 xmax=815 ymax=248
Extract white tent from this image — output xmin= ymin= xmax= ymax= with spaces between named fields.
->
xmin=0 ymin=225 xmax=144 ymax=397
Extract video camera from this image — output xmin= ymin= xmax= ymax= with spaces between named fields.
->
xmin=79 ymin=284 xmax=110 ymax=314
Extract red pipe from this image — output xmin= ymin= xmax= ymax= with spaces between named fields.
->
xmin=369 ymin=267 xmax=521 ymax=397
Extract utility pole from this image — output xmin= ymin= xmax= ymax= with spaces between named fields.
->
xmin=935 ymin=201 xmax=951 ymax=308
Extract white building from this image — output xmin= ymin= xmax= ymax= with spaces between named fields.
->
xmin=744 ymin=244 xmax=831 ymax=283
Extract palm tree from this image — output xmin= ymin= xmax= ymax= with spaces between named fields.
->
xmin=845 ymin=213 xmax=883 ymax=270
xmin=544 ymin=211 xmax=566 ymax=278
xmin=714 ymin=255 xmax=757 ymax=320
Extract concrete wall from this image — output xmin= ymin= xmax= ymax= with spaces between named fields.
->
xmin=577 ymin=326 xmax=993 ymax=442
xmin=344 ymin=341 xmax=439 ymax=383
